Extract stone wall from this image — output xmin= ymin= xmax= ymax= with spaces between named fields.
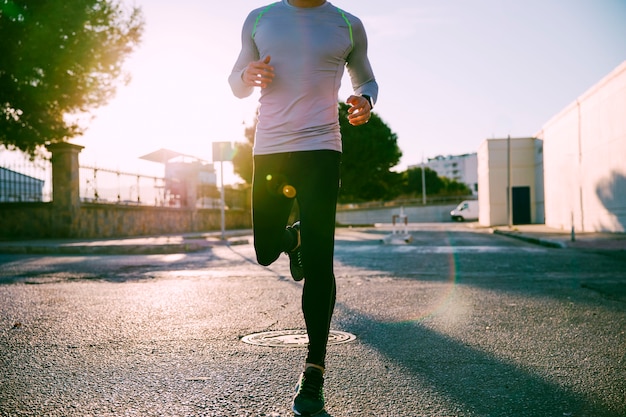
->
xmin=77 ymin=204 xmax=250 ymax=238
xmin=0 ymin=143 xmax=251 ymax=240
xmin=0 ymin=202 xmax=251 ymax=240
xmin=0 ymin=203 xmax=54 ymax=239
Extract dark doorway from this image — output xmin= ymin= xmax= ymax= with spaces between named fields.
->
xmin=512 ymin=186 xmax=531 ymax=225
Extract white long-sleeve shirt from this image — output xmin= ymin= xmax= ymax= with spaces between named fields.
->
xmin=228 ymin=0 xmax=378 ymax=155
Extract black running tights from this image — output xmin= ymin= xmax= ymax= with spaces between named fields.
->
xmin=252 ymin=150 xmax=340 ymax=368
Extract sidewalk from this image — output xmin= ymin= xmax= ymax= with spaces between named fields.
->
xmin=490 ymin=224 xmax=626 ymax=251
xmin=0 ymin=230 xmax=252 ymax=255
xmin=0 ymin=224 xmax=624 ymax=255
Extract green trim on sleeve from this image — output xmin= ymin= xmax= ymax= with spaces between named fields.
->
xmin=336 ymin=7 xmax=353 ymax=48
xmin=252 ymin=3 xmax=278 ymax=39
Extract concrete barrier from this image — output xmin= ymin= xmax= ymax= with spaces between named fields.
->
xmin=336 ymin=204 xmax=458 ymax=225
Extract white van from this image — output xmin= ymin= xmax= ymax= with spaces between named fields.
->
xmin=450 ymin=200 xmax=479 ymax=222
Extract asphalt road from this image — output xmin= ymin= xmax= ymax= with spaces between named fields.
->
xmin=1 ymin=224 xmax=625 ymax=417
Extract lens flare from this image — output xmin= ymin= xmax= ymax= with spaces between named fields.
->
xmin=282 ymin=184 xmax=296 ymax=198
xmin=265 ymin=172 xmax=295 ymax=198
xmin=395 ymin=238 xmax=460 ymax=324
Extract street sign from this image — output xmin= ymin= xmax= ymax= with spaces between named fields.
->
xmin=212 ymin=142 xmax=234 ymax=162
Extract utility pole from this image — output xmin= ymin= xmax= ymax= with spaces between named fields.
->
xmin=507 ymin=135 xmax=512 ymax=228
xmin=219 ymin=158 xmax=225 ymax=240
xmin=421 ymin=154 xmax=427 ymax=205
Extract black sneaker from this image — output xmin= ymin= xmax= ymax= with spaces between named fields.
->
xmin=286 ymin=221 xmax=304 ymax=281
xmin=292 ymin=367 xmax=325 ymax=416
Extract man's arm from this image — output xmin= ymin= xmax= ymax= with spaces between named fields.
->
xmin=346 ymin=18 xmax=378 ymax=106
xmin=228 ymin=13 xmax=261 ymax=98
xmin=345 ymin=17 xmax=378 ymax=126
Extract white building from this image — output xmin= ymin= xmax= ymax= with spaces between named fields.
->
xmin=410 ymin=153 xmax=478 ymax=194
xmin=477 ymin=138 xmax=544 ymax=226
xmin=478 ymin=60 xmax=626 ymax=232
xmin=538 ymin=61 xmax=626 ymax=233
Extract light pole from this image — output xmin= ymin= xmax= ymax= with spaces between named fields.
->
xmin=421 ymin=155 xmax=427 ymax=205
xmin=507 ymin=135 xmax=512 ymax=228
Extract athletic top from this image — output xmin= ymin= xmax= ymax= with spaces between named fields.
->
xmin=228 ymin=0 xmax=378 ymax=155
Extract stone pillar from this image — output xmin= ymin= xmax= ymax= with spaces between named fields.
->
xmin=47 ymin=142 xmax=84 ymax=237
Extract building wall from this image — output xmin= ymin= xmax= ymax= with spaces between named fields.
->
xmin=533 ymin=139 xmax=545 ymax=224
xmin=538 ymin=61 xmax=626 ymax=232
xmin=477 ymin=141 xmax=493 ymax=225
xmin=463 ymin=154 xmax=479 ymax=194
xmin=478 ymin=137 xmax=543 ymax=226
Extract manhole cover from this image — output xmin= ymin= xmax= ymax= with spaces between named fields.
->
xmin=241 ymin=329 xmax=356 ymax=347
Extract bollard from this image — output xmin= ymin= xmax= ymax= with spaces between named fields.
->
xmin=384 ymin=207 xmax=412 ymax=244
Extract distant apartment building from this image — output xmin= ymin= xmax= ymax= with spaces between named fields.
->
xmin=410 ymin=153 xmax=478 ymax=194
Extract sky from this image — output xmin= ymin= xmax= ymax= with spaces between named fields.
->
xmin=73 ymin=0 xmax=626 ymax=183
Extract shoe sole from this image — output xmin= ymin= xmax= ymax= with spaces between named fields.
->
xmin=288 ymin=223 xmax=305 ymax=281
xmin=292 ymin=406 xmax=325 ymax=416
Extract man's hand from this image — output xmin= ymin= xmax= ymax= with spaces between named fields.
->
xmin=346 ymin=95 xmax=372 ymax=126
xmin=242 ymin=56 xmax=275 ymax=88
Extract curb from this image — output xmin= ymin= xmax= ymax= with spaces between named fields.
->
xmin=492 ymin=229 xmax=567 ymax=249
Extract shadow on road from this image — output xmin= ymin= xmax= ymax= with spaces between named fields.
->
xmin=334 ymin=303 xmax=622 ymax=417
xmin=329 ymin=229 xmax=624 ymax=416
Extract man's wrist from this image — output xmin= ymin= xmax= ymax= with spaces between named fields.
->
xmin=362 ymin=94 xmax=373 ymax=109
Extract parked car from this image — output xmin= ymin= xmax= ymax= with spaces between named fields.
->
xmin=451 ymin=200 xmax=478 ymax=222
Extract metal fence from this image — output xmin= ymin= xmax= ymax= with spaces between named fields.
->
xmin=0 ymin=150 xmax=246 ymax=210
xmin=79 ymin=165 xmax=248 ymax=209
xmin=0 ymin=155 xmax=52 ymax=202
xmin=79 ymin=165 xmax=167 ymax=206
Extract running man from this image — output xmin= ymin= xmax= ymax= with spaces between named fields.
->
xmin=228 ymin=0 xmax=378 ymax=414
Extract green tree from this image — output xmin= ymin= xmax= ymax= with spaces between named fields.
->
xmin=440 ymin=176 xmax=471 ymax=195
xmin=231 ymin=115 xmax=255 ymax=184
xmin=338 ymin=102 xmax=402 ymax=203
xmin=404 ymin=166 xmax=442 ymax=195
xmin=402 ymin=166 xmax=472 ymax=197
xmin=0 ymin=0 xmax=144 ymax=155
